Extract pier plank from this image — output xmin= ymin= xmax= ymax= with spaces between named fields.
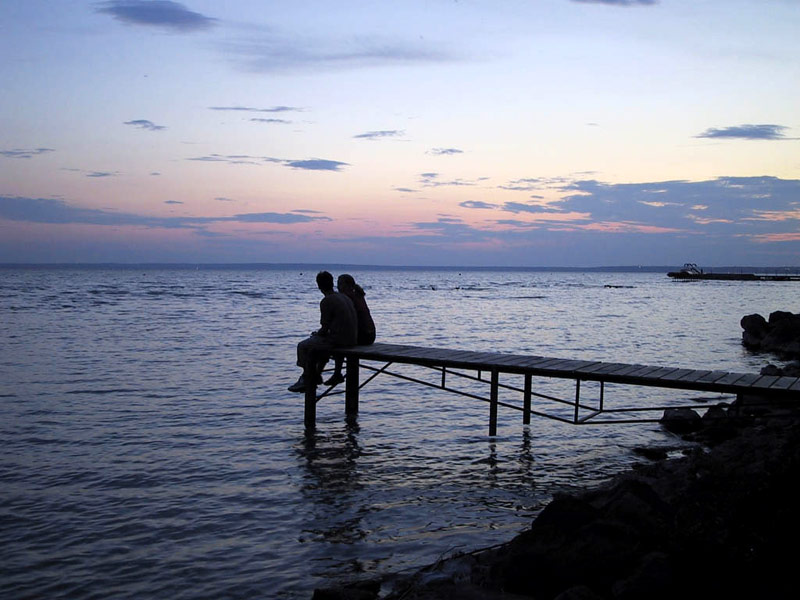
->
xmin=633 ymin=367 xmax=680 ymax=380
xmin=677 ymin=370 xmax=713 ymax=384
xmin=697 ymin=371 xmax=729 ymax=384
xmin=752 ymin=375 xmax=781 ymax=389
xmin=657 ymin=368 xmax=694 ymax=381
xmin=713 ymin=372 xmax=749 ymax=386
xmin=770 ymin=376 xmax=799 ymax=390
xmin=519 ymin=356 xmax=565 ymax=369
xmin=592 ymin=363 xmax=639 ymax=376
xmin=625 ymin=365 xmax=665 ymax=378
xmin=730 ymin=373 xmax=762 ymax=387
xmin=609 ymin=364 xmax=649 ymax=378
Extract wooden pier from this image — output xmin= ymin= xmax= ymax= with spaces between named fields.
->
xmin=303 ymin=343 xmax=800 ymax=434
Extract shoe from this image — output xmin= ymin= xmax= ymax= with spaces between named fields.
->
xmin=288 ymin=376 xmax=306 ymax=393
xmin=325 ymin=372 xmax=345 ymax=387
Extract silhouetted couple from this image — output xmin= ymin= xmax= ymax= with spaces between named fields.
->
xmin=288 ymin=271 xmax=376 ymax=393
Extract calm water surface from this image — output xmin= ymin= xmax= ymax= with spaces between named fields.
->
xmin=1 ymin=267 xmax=796 ymax=599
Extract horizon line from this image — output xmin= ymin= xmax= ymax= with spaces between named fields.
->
xmin=3 ymin=262 xmax=800 ymax=272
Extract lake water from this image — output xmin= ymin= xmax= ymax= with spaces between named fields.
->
xmin=1 ymin=266 xmax=796 ymax=599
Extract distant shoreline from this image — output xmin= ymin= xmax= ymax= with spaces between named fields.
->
xmin=2 ymin=263 xmax=798 ymax=274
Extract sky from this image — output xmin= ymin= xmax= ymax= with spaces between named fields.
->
xmin=1 ymin=0 xmax=799 ymax=267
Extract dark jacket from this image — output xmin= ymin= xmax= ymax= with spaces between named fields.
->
xmin=319 ymin=292 xmax=358 ymax=346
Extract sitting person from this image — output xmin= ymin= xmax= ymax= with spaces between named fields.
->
xmin=289 ymin=271 xmax=357 ymax=393
xmin=325 ymin=273 xmax=376 ymax=386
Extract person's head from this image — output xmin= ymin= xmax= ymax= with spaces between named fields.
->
xmin=337 ymin=273 xmax=364 ymax=297
xmin=337 ymin=273 xmax=356 ymax=294
xmin=316 ymin=270 xmax=334 ymax=293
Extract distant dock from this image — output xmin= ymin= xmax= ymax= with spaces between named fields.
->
xmin=667 ymin=263 xmax=800 ymax=281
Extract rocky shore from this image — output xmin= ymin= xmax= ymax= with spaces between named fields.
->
xmin=314 ymin=312 xmax=800 ymax=600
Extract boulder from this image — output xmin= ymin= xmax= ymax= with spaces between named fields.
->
xmin=660 ymin=408 xmax=702 ymax=434
xmin=741 ymin=311 xmax=800 ymax=357
xmin=740 ymin=313 xmax=769 ymax=348
xmin=760 ymin=361 xmax=800 ymax=377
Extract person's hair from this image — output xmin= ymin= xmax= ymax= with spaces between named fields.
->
xmin=316 ymin=270 xmax=334 ymax=291
xmin=338 ymin=273 xmax=365 ymax=297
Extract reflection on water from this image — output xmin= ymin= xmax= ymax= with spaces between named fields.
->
xmin=298 ymin=421 xmax=365 ymax=545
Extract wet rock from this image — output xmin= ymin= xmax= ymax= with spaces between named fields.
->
xmin=659 ymin=407 xmax=702 ymax=434
xmin=595 ymin=479 xmax=672 ymax=543
xmin=741 ymin=311 xmax=800 ymax=357
xmin=741 ymin=313 xmax=769 ymax=348
xmin=496 ymin=518 xmax=643 ymax=599
xmin=312 ymin=579 xmax=380 ymax=600
xmin=611 ymin=552 xmax=674 ymax=600
xmin=761 ymin=361 xmax=800 ymax=377
xmin=702 ymin=404 xmax=728 ymax=422
xmin=554 ymin=585 xmax=605 ymax=600
xmin=632 ymin=446 xmax=669 ymax=461
xmin=761 ymin=363 xmax=783 ymax=376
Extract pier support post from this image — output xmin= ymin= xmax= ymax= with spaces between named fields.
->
xmin=523 ymin=373 xmax=532 ymax=425
xmin=489 ymin=369 xmax=499 ymax=436
xmin=346 ymin=357 xmax=360 ymax=416
xmin=304 ymin=382 xmax=317 ymax=430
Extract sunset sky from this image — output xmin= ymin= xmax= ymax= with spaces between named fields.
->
xmin=2 ymin=0 xmax=799 ymax=266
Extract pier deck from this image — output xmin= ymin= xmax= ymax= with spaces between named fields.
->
xmin=303 ymin=343 xmax=800 ymax=434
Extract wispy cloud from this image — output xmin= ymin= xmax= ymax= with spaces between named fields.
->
xmin=285 ymin=159 xmax=349 ymax=171
xmin=419 ymin=172 xmax=476 ymax=187
xmin=695 ymin=124 xmax=791 ymax=140
xmin=501 ymin=202 xmax=564 ymax=214
xmin=498 ymin=177 xmax=569 ymax=192
xmin=249 ymin=118 xmax=291 ymax=124
xmin=234 ymin=211 xmax=330 ymax=224
xmin=354 ymin=130 xmax=404 ymax=140
xmin=186 ymin=153 xmax=348 ymax=171
xmin=87 ymin=171 xmax=119 ymax=178
xmin=208 ymin=105 xmax=303 ymax=113
xmin=219 ymin=31 xmax=456 ymax=73
xmin=0 ymin=196 xmax=330 ymax=228
xmin=428 ymin=148 xmax=463 ymax=156
xmin=187 ymin=154 xmax=283 ymax=166
xmin=0 ymin=148 xmax=54 ymax=159
xmin=459 ymin=200 xmax=497 ymax=209
xmin=124 ymin=119 xmax=166 ymax=131
xmin=571 ymin=0 xmax=658 ymax=6
xmin=95 ymin=1 xmax=217 ymax=32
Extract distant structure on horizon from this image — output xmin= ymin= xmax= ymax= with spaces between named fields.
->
xmin=667 ymin=263 xmax=800 ymax=282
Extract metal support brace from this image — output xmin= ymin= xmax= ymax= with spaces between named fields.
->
xmin=489 ymin=369 xmax=499 ymax=436
xmin=523 ymin=373 xmax=532 ymax=425
xmin=304 ymin=382 xmax=317 ymax=430
xmin=599 ymin=381 xmax=605 ymax=412
xmin=346 ymin=356 xmax=360 ymax=415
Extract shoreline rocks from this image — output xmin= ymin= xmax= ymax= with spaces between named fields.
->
xmin=741 ymin=311 xmax=800 ymax=358
xmin=313 ymin=313 xmax=800 ymax=599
